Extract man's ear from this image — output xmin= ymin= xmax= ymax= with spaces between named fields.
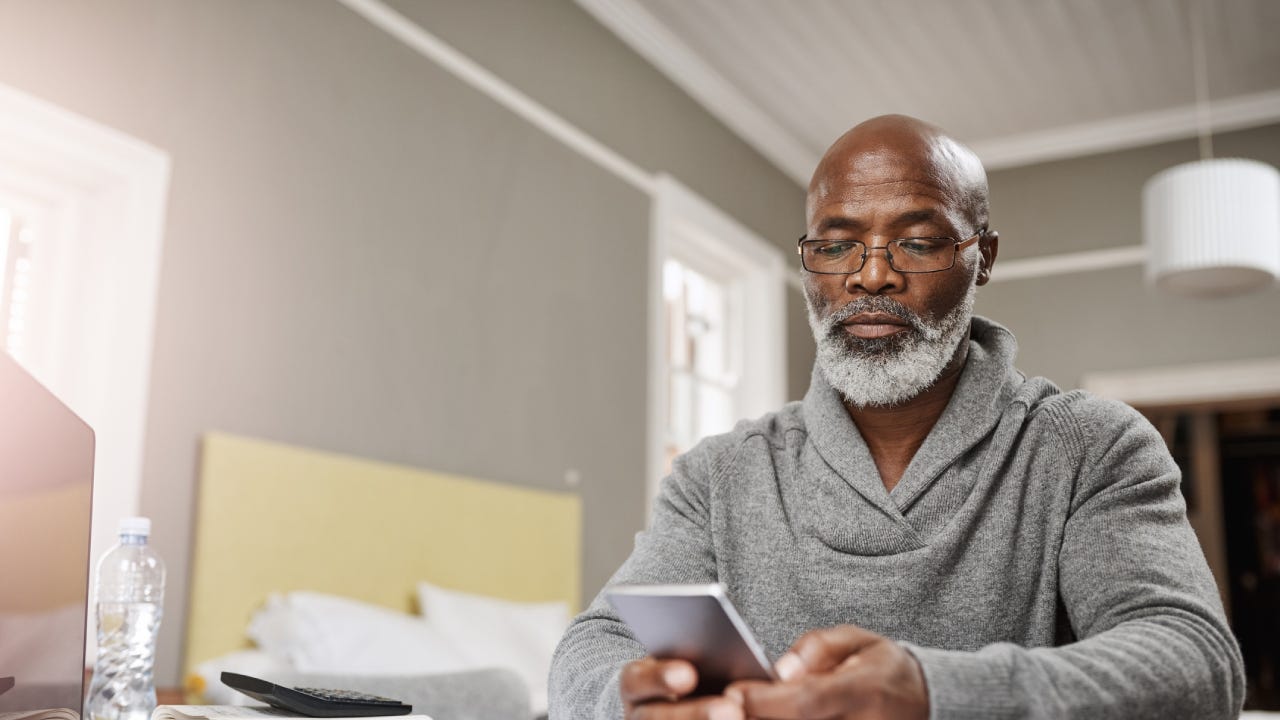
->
xmin=976 ymin=230 xmax=999 ymax=286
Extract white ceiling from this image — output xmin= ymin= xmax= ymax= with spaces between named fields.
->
xmin=577 ymin=0 xmax=1280 ymax=184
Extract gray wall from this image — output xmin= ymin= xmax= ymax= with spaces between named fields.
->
xmin=388 ymin=0 xmax=820 ymax=399
xmin=0 ymin=0 xmax=805 ymax=684
xmin=977 ymin=123 xmax=1280 ymax=387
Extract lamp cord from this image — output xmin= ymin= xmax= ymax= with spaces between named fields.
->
xmin=1189 ymin=0 xmax=1214 ymax=160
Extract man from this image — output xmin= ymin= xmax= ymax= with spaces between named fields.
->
xmin=548 ymin=115 xmax=1244 ymax=719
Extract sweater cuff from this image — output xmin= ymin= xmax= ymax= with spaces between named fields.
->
xmin=901 ymin=643 xmax=1020 ymax=720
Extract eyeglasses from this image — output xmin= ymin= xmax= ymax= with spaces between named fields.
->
xmin=796 ymin=230 xmax=984 ymax=275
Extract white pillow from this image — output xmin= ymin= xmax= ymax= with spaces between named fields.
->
xmin=189 ymin=649 xmax=291 ymax=705
xmin=416 ymin=581 xmax=570 ymax=716
xmin=247 ymin=591 xmax=465 ymax=674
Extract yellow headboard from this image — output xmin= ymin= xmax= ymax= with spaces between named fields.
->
xmin=184 ymin=432 xmax=582 ymax=675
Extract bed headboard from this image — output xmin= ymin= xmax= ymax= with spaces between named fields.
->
xmin=184 ymin=432 xmax=582 ymax=674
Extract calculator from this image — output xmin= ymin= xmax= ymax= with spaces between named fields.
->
xmin=220 ymin=672 xmax=413 ymax=717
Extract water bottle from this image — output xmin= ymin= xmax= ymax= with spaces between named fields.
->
xmin=85 ymin=517 xmax=165 ymax=720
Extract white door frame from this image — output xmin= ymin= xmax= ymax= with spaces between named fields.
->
xmin=0 ymin=83 xmax=170 ymax=592
xmin=646 ymin=174 xmax=787 ymax=511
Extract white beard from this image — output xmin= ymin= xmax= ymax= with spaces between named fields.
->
xmin=805 ymin=272 xmax=978 ymax=408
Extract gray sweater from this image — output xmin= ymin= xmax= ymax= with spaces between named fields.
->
xmin=548 ymin=316 xmax=1244 ymax=719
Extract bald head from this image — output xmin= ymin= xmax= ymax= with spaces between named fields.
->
xmin=807 ymin=114 xmax=989 ymax=231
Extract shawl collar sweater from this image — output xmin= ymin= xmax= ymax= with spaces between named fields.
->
xmin=549 ymin=316 xmax=1243 ymax=719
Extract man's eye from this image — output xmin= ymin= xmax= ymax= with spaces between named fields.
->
xmin=897 ymin=240 xmax=942 ymax=255
xmin=814 ymin=242 xmax=856 ymax=257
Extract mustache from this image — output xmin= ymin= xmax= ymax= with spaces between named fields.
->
xmin=821 ymin=296 xmax=927 ymax=335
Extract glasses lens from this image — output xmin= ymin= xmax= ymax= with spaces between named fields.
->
xmin=803 ymin=240 xmax=861 ymax=273
xmin=888 ymin=239 xmax=954 ymax=272
xmin=802 ymin=239 xmax=956 ymax=273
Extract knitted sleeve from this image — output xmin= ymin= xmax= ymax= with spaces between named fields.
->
xmin=907 ymin=396 xmax=1244 ymax=719
xmin=546 ymin=433 xmax=729 ymax=720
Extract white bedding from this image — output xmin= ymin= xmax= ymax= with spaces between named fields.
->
xmin=196 ymin=588 xmax=569 ymax=716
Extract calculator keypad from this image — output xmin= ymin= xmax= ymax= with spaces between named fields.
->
xmin=293 ymin=688 xmax=404 ymax=706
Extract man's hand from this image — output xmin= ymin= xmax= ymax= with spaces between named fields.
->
xmin=620 ymin=657 xmax=744 ymax=720
xmin=725 ymin=625 xmax=928 ymax=720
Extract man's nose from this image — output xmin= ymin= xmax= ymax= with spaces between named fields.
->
xmin=844 ymin=244 xmax=903 ymax=295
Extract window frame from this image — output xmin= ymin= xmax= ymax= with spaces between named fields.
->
xmin=0 ymin=83 xmax=170 ymax=593
xmin=646 ymin=175 xmax=786 ymax=513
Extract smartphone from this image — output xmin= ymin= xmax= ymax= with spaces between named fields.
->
xmin=605 ymin=583 xmax=776 ymax=694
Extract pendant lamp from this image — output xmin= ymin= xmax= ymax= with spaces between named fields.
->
xmin=1143 ymin=0 xmax=1280 ymax=297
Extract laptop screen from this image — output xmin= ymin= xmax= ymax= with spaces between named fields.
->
xmin=0 ymin=352 xmax=94 ymax=715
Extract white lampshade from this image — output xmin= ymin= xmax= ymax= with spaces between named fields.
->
xmin=1143 ymin=158 xmax=1280 ymax=296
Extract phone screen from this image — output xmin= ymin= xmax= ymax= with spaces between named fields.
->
xmin=606 ymin=583 xmax=776 ymax=694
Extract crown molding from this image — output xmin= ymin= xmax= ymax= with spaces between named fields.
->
xmin=972 ymin=89 xmax=1280 ymax=170
xmin=339 ymin=0 xmax=655 ymax=194
xmin=575 ymin=0 xmax=818 ymax=186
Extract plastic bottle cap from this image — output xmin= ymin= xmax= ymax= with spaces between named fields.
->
xmin=119 ymin=516 xmax=151 ymax=537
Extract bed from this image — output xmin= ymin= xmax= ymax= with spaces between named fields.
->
xmin=184 ymin=432 xmax=582 ymax=720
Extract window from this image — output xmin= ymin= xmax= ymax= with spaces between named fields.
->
xmin=0 ymin=207 xmax=33 ymax=356
xmin=647 ymin=175 xmax=786 ymax=510
xmin=663 ymin=258 xmax=737 ymax=469
xmin=0 ymin=83 xmax=170 ymax=601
